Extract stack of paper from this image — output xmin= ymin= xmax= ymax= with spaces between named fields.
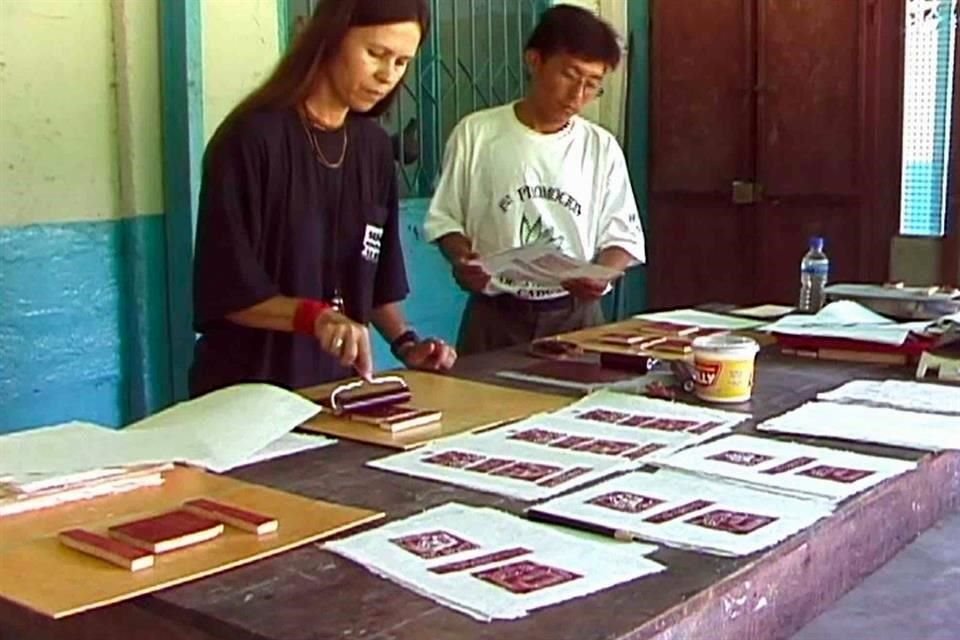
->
xmin=632 ymin=309 xmax=767 ymax=331
xmin=530 ymin=469 xmax=834 ymax=556
xmin=818 ymin=379 xmax=960 ymax=415
xmin=652 ymin=434 xmax=918 ymax=501
xmin=0 ymin=463 xmax=170 ymax=517
xmin=760 ymin=300 xmax=930 ymax=346
xmin=757 ymin=401 xmax=960 ymax=451
xmin=324 ymin=503 xmax=664 ymax=621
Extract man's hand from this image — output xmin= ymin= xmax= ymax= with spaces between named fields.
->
xmin=562 ymin=277 xmax=609 ymax=301
xmin=314 ymin=311 xmax=373 ymax=379
xmin=452 ymin=252 xmax=492 ymax=294
xmin=399 ymin=338 xmax=458 ymax=371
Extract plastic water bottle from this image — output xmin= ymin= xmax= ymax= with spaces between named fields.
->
xmin=798 ymin=236 xmax=829 ymax=313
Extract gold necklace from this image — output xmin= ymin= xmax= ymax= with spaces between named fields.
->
xmin=299 ymin=108 xmax=348 ymax=169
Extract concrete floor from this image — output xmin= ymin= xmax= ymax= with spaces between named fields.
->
xmin=791 ymin=510 xmax=960 ymax=640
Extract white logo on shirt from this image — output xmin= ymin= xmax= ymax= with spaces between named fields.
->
xmin=362 ymin=224 xmax=383 ymax=263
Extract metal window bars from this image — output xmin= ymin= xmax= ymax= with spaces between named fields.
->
xmin=297 ymin=0 xmax=548 ymax=198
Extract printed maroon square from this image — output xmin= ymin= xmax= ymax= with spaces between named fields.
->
xmin=509 ymin=429 xmax=566 ymax=445
xmin=537 ymin=466 xmax=593 ymax=487
xmin=622 ymin=443 xmax=667 ymax=460
xmin=577 ymin=409 xmax=632 ymax=424
xmin=706 ymin=450 xmax=775 ymax=466
xmin=760 ymin=457 xmax=817 ymax=475
xmin=490 ymin=461 xmax=563 ymax=482
xmin=466 ymin=457 xmax=514 ymax=473
xmin=644 ymin=499 xmax=715 ymax=523
xmin=549 ymin=435 xmax=595 ymax=449
xmin=573 ymin=438 xmax=638 ymax=456
xmin=686 ymin=421 xmax=727 ymax=435
xmin=473 ymin=560 xmax=581 ymax=594
xmin=588 ymin=491 xmax=665 ymax=513
xmin=390 ymin=530 xmax=480 ymax=559
xmin=617 ymin=414 xmax=658 ymax=427
xmin=687 ymin=509 xmax=777 ymax=535
xmin=422 ymin=450 xmax=486 ymax=468
xmin=641 ymin=418 xmax=701 ymax=432
xmin=797 ymin=465 xmax=876 ymax=483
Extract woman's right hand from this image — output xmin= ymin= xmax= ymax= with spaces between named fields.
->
xmin=314 ymin=310 xmax=373 ymax=379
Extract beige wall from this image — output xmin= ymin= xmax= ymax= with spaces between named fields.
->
xmin=201 ymin=0 xmax=281 ymax=142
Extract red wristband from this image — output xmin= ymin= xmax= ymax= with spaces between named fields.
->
xmin=292 ymin=299 xmax=332 ymax=336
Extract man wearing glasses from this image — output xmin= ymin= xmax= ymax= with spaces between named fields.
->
xmin=425 ymin=4 xmax=646 ymax=354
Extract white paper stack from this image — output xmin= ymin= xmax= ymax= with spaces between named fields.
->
xmin=757 ymin=401 xmax=960 ymax=451
xmin=324 ymin=503 xmax=664 ymax=621
xmin=367 ymin=432 xmax=633 ymax=501
xmin=632 ymin=308 xmax=767 ymax=330
xmin=818 ymin=379 xmax=960 ymax=416
xmin=652 ymin=434 xmax=918 ymax=501
xmin=530 ymin=469 xmax=834 ymax=556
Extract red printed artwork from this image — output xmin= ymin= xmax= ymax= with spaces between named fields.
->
xmin=490 ymin=462 xmax=563 ymax=482
xmin=466 ymin=457 xmax=514 ymax=473
xmin=641 ymin=418 xmax=702 ymax=432
xmin=797 ymin=465 xmax=876 ymax=483
xmin=686 ymin=421 xmax=726 ymax=435
xmin=706 ymin=450 xmax=775 ymax=466
xmin=428 ymin=547 xmax=532 ymax=574
xmin=422 ymin=451 xmax=487 ymax=468
xmin=549 ymin=435 xmax=596 ymax=449
xmin=473 ymin=560 xmax=582 ymax=594
xmin=616 ymin=414 xmax=658 ymax=427
xmin=588 ymin=491 xmax=665 ymax=513
xmin=760 ymin=457 xmax=817 ymax=475
xmin=537 ymin=466 xmax=593 ymax=487
xmin=572 ymin=439 xmax=638 ymax=456
xmin=509 ymin=429 xmax=566 ymax=445
xmin=644 ymin=500 xmax=715 ymax=523
xmin=577 ymin=409 xmax=632 ymax=424
xmin=390 ymin=530 xmax=480 ymax=559
xmin=687 ymin=509 xmax=778 ymax=535
xmin=622 ymin=443 xmax=668 ymax=460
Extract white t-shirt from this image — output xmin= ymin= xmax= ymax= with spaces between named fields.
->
xmin=424 ymin=103 xmax=646 ymax=300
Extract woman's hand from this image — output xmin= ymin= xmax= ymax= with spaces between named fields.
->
xmin=314 ymin=310 xmax=373 ymax=379
xmin=399 ymin=338 xmax=457 ymax=372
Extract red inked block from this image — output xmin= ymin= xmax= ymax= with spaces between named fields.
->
xmin=108 ymin=509 xmax=224 ymax=553
xmin=59 ymin=528 xmax=155 ymax=571
xmin=345 ymin=404 xmax=442 ymax=432
xmin=183 ymin=499 xmax=278 ymax=535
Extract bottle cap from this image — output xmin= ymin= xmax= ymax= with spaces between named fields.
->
xmin=809 ymin=236 xmax=824 ymax=251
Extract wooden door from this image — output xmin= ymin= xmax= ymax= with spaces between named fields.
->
xmin=648 ymin=0 xmax=903 ymax=308
xmin=648 ymin=0 xmax=756 ymax=308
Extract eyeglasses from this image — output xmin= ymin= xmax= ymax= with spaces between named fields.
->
xmin=559 ymin=70 xmax=605 ymax=99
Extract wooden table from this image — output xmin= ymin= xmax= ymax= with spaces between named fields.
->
xmin=2 ymin=349 xmax=958 ymax=640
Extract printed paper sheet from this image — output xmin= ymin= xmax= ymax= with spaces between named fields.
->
xmin=653 ymin=434 xmax=918 ymax=501
xmin=532 ymin=469 xmax=833 ymax=556
xmin=324 ymin=503 xmax=663 ymax=621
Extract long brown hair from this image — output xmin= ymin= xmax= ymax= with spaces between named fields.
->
xmin=224 ymin=0 xmax=430 ymax=127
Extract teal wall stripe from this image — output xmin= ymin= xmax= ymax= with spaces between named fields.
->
xmin=277 ymin=0 xmax=292 ymax=52
xmin=623 ymin=0 xmax=651 ymax=315
xmin=0 ymin=216 xmax=170 ymax=434
xmin=160 ymin=0 xmax=204 ymax=401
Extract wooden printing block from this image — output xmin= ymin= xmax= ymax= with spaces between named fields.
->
xmin=326 ymin=387 xmax=413 ymax=414
xmin=343 ymin=404 xmax=442 ymax=432
xmin=631 ymin=321 xmax=700 ymax=337
xmin=182 ymin=499 xmax=278 ymax=535
xmin=599 ymin=352 xmax=658 ymax=373
xmin=58 ymin=529 xmax=155 ymax=571
xmin=108 ymin=509 xmax=224 ymax=553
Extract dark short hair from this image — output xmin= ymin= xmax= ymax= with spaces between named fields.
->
xmin=525 ymin=5 xmax=621 ymax=69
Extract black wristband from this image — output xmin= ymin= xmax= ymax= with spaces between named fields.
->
xmin=390 ymin=329 xmax=420 ymax=360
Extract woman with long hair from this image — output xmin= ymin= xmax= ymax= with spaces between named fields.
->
xmin=190 ymin=0 xmax=456 ymax=397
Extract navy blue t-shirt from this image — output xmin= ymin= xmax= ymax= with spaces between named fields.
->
xmin=190 ymin=108 xmax=409 ymax=396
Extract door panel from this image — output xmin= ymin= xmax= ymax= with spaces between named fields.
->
xmin=649 ymin=0 xmax=755 ymax=307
